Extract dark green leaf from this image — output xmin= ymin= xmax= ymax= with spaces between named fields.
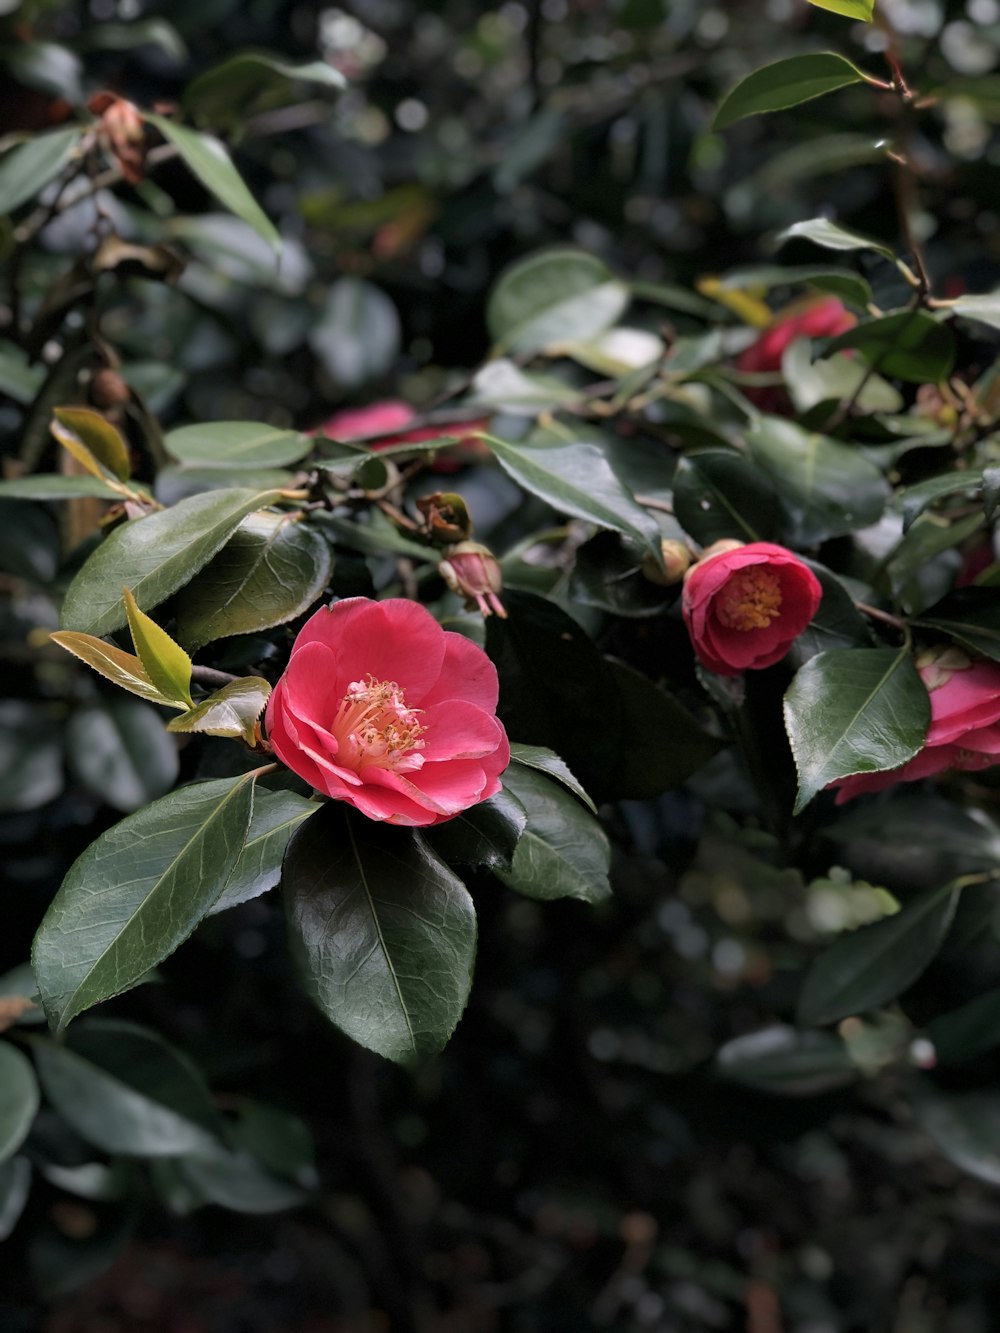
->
xmin=901 ymin=470 xmax=984 ymax=531
xmin=713 ymin=53 xmax=867 ymax=131
xmin=0 ymin=700 xmax=62 ymax=813
xmin=797 ymin=882 xmax=957 ymax=1026
xmin=779 ymin=217 xmax=894 ymax=261
xmin=0 ymin=499 xmax=59 ymax=583
xmin=183 ymin=52 xmax=345 ymax=130
xmin=888 ymin=512 xmax=985 ymax=612
xmin=172 ymin=1145 xmax=309 ymax=1213
xmin=0 ymin=475 xmax=122 ymax=500
xmin=174 ymin=512 xmax=331 ymax=651
xmin=0 ymin=1045 xmax=40 ymax=1164
xmin=229 ymin=1099 xmax=317 ymax=1186
xmin=508 ymin=743 xmax=598 ymax=813
xmin=716 ymin=1025 xmax=857 ymax=1095
xmin=786 ymin=561 xmax=875 ymax=663
xmin=783 ymin=339 xmax=901 ymax=415
xmin=211 ymin=788 xmax=316 ymax=915
xmin=568 ymin=530 xmax=672 ymax=619
xmin=424 ymin=789 xmax=527 ymax=873
xmin=913 ymin=588 xmax=1000 ymax=663
xmin=284 ymin=807 xmax=477 ymax=1064
xmin=67 ymin=699 xmax=180 ymax=812
xmin=495 ymin=765 xmax=611 ymax=903
xmin=165 ymin=421 xmax=313 ymax=470
xmin=308 ymin=277 xmax=400 ymax=388
xmin=31 ymin=1020 xmax=223 ymax=1156
xmin=60 ymin=487 xmax=283 ymax=636
xmin=470 ymin=360 xmax=581 ymax=414
xmin=0 ymin=127 xmax=82 ymax=215
xmin=826 ymin=311 xmax=956 ymax=383
xmin=716 ymin=264 xmax=872 ymax=308
xmin=784 ymin=647 xmax=931 ymax=813
xmin=0 ymin=1158 xmax=31 ymax=1241
xmin=925 ymin=988 xmax=1000 ymax=1067
xmin=487 ymin=249 xmax=629 ymax=355
xmin=33 ymin=772 xmax=258 ymax=1030
xmin=984 ymin=466 xmax=1000 ymax=522
xmin=673 ymin=449 xmax=783 ymax=544
xmin=910 ymin=1079 xmax=1000 ymax=1187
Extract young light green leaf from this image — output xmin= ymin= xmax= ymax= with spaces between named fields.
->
xmin=0 ymin=1045 xmax=40 ymax=1165
xmin=32 ymin=773 xmax=258 ymax=1031
xmin=284 ymin=806 xmax=478 ymax=1064
xmin=165 ymin=421 xmax=313 ymax=469
xmin=166 ymin=677 xmax=271 ymax=745
xmin=713 ymin=53 xmax=868 ymax=131
xmin=495 ymin=765 xmax=611 ymax=904
xmin=49 ymin=631 xmax=185 ymax=708
xmin=123 ymin=587 xmax=193 ymax=708
xmin=779 ymin=217 xmax=895 ymax=261
xmin=143 ymin=113 xmax=280 ymax=251
xmin=52 ymin=407 xmax=131 ymax=481
xmin=0 ymin=126 xmax=82 ymax=216
xmin=806 ymin=0 xmax=876 ymax=19
xmin=60 ymin=487 xmax=284 ymax=636
xmin=784 ymin=647 xmax=931 ymax=813
xmin=798 ymin=882 xmax=956 ymax=1026
xmin=486 ymin=249 xmax=629 ymax=355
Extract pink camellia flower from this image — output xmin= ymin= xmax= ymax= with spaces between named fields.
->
xmin=315 ymin=400 xmax=490 ymax=471
xmin=829 ymin=648 xmax=1000 ymax=803
xmin=265 ymin=597 xmax=510 ymax=826
xmin=682 ymin=540 xmax=822 ymax=676
xmin=737 ymin=297 xmax=856 ymax=412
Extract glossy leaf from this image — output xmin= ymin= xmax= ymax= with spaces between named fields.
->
xmin=787 ymin=561 xmax=875 ymax=663
xmin=124 ymin=588 xmax=193 ymax=708
xmin=284 ymin=806 xmax=477 ymax=1065
xmin=60 ymin=487 xmax=283 ymax=636
xmin=0 ymin=700 xmax=63 ymax=813
xmin=508 ymin=743 xmax=598 ymax=813
xmin=308 ymin=277 xmax=400 ymax=388
xmin=783 ymin=339 xmax=901 ymax=415
xmin=50 ymin=631 xmax=183 ymax=708
xmin=0 ymin=1158 xmax=30 ymax=1241
xmin=486 ymin=249 xmax=629 ymax=355
xmin=748 ymin=418 xmax=889 ymax=544
xmin=67 ymin=699 xmax=180 ymax=812
xmin=31 ymin=1020 xmax=224 ymax=1156
xmin=912 ymin=588 xmax=1000 ymax=663
xmin=911 ymin=1079 xmax=1000 ymax=1187
xmin=944 ymin=291 xmax=1000 ymax=331
xmin=0 ymin=126 xmax=82 ymax=215
xmin=784 ymin=647 xmax=931 ymax=813
xmin=901 ymin=470 xmax=984 ymax=531
xmin=925 ymin=988 xmax=1000 ymax=1067
xmin=798 ymin=882 xmax=956 ymax=1027
xmin=779 ymin=217 xmax=894 ymax=261
xmin=716 ymin=263 xmax=872 ymax=308
xmin=425 ymin=789 xmax=527 ymax=873
xmin=167 ymin=677 xmax=271 ymax=745
xmin=495 ymin=765 xmax=611 ymax=903
xmin=0 ymin=1044 xmax=40 ymax=1164
xmin=484 ymin=436 xmax=659 ymax=555
xmin=165 ymin=421 xmax=313 ymax=470
xmin=144 ymin=113 xmax=280 ymax=250
xmin=33 ymin=773 xmax=258 ymax=1031
xmin=716 ymin=1025 xmax=857 ymax=1095
xmin=52 ymin=407 xmax=130 ymax=481
xmin=806 ymin=0 xmax=875 ymax=17
xmin=713 ymin=53 xmax=867 ymax=131
xmin=673 ymin=449 xmax=783 ymax=545
xmin=210 ymin=788 xmax=316 ymax=915
xmin=183 ymin=52 xmax=345 ymax=129
xmin=826 ymin=310 xmax=956 ymax=383
xmin=470 ymin=360 xmax=580 ymax=415
xmin=172 ymin=1145 xmax=309 ymax=1213
xmin=0 ymin=474 xmax=123 ymax=501
xmin=174 ymin=512 xmax=331 ymax=651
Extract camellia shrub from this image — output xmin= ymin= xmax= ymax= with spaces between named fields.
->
xmin=3 ymin=0 xmax=1000 ymax=1316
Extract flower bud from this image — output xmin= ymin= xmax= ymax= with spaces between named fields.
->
xmin=439 ymin=541 xmax=507 ymax=619
xmin=642 ymin=538 xmax=693 ymax=587
xmin=91 ymin=367 xmax=131 ymax=408
xmin=88 ymin=91 xmax=146 ymax=184
xmin=417 ymin=491 xmax=473 ymax=544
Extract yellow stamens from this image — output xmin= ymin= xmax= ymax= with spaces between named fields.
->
xmin=716 ymin=568 xmax=783 ymax=632
xmin=332 ymin=675 xmax=426 ymax=772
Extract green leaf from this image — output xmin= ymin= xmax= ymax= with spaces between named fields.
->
xmin=716 ymin=263 xmax=872 ymax=308
xmin=166 ymin=677 xmax=271 ymax=745
xmin=713 ymin=53 xmax=868 ymax=131
xmin=606 ymin=658 xmax=726 ymax=797
xmin=779 ymin=217 xmax=895 ymax=261
xmin=715 ymin=1025 xmax=857 ymax=1095
xmin=486 ymin=249 xmax=630 ymax=355
xmin=0 ymin=1158 xmax=31 ymax=1241
xmin=495 ymin=765 xmax=611 ymax=903
xmin=50 ymin=631 xmax=184 ymax=708
xmin=0 ymin=339 xmax=44 ymax=403
xmin=984 ymin=466 xmax=1000 ymax=522
xmin=144 ymin=113 xmax=280 ymax=251
xmin=165 ymin=421 xmax=313 ymax=470
xmin=60 ymin=487 xmax=283 ymax=636
xmin=308 ymin=277 xmax=400 ymax=388
xmin=124 ymin=587 xmax=193 ymax=708
xmin=508 ymin=743 xmax=598 ymax=813
xmin=0 ymin=127 xmax=82 ymax=216
xmin=183 ymin=52 xmax=345 ymax=130
xmin=748 ymin=417 xmax=889 ymax=544
xmin=0 ymin=474 xmax=124 ymax=500
xmin=925 ymin=988 xmax=1000 ymax=1066
xmin=787 ymin=561 xmax=875 ymax=662
xmin=66 ymin=699 xmax=180 ymax=812
xmin=783 ymin=647 xmax=931 ymax=813
xmin=52 ymin=407 xmax=130 ymax=481
xmin=0 ymin=1045 xmax=40 ymax=1165
xmin=900 ymin=470 xmax=984 ymax=531
xmin=170 ymin=1145 xmax=309 ymax=1213
xmin=229 ymin=1098 xmax=317 ymax=1186
xmin=672 ymin=449 xmax=783 ymax=545
xmin=31 ymin=1020 xmax=223 ymax=1156
xmin=470 ymin=360 xmax=581 ymax=415
xmin=826 ymin=311 xmax=956 ymax=383
xmin=174 ymin=512 xmax=331 ymax=651
xmin=783 ymin=339 xmax=902 ymax=415
xmin=943 ymin=291 xmax=1000 ymax=332
xmin=888 ymin=512 xmax=985 ymax=612
xmin=798 ymin=881 xmax=957 ymax=1026
xmin=284 ymin=807 xmax=477 ymax=1065
xmin=805 ymin=0 xmax=875 ymax=18
xmin=33 ymin=772 xmax=258 ymax=1031
xmin=210 ymin=788 xmax=316 ymax=915
xmin=0 ymin=700 xmax=62 ymax=813
xmin=484 ymin=436 xmax=659 ymax=555
xmin=910 ymin=1079 xmax=1000 ymax=1187
xmin=424 ymin=789 xmax=527 ymax=873
xmin=913 ymin=588 xmax=1000 ymax=663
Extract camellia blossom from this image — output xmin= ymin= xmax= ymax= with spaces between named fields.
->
xmin=315 ymin=400 xmax=490 ymax=471
xmin=682 ymin=541 xmax=822 ymax=676
xmin=265 ymin=597 xmax=509 ymax=826
xmin=829 ymin=648 xmax=1000 ymax=803
xmin=737 ymin=297 xmax=856 ymax=412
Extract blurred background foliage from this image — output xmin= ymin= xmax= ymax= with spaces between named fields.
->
xmin=5 ymin=0 xmax=1000 ymax=1329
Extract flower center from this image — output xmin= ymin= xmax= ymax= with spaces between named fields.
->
xmin=715 ymin=568 xmax=783 ymax=632
xmin=331 ymin=675 xmax=426 ymax=773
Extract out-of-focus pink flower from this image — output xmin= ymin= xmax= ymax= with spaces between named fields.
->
xmin=88 ymin=91 xmax=147 ymax=185
xmin=736 ymin=297 xmax=857 ymax=412
xmin=682 ymin=541 xmax=822 ymax=676
xmin=830 ymin=648 xmax=1000 ymax=803
xmin=315 ymin=400 xmax=490 ymax=471
xmin=265 ymin=597 xmax=509 ymax=826
xmin=439 ymin=542 xmax=506 ymax=618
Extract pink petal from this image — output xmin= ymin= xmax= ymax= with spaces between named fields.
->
xmin=417 ymin=630 xmax=501 ymax=711
xmin=419 ymin=700 xmax=507 ymax=761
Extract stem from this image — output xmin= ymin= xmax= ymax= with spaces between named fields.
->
xmin=191 ymin=665 xmax=240 ymax=689
xmin=853 ymin=600 xmax=907 ymax=634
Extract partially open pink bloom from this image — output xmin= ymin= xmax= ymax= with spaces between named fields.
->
xmin=830 ymin=649 xmax=1000 ymax=803
xmin=315 ymin=400 xmax=490 ymax=471
xmin=737 ymin=297 xmax=856 ymax=412
xmin=682 ymin=541 xmax=822 ymax=676
xmin=265 ymin=597 xmax=510 ymax=826
xmin=439 ymin=541 xmax=507 ymax=619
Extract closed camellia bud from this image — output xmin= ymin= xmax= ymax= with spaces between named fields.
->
xmin=265 ymin=597 xmax=510 ymax=826
xmin=416 ymin=492 xmax=473 ymax=544
xmin=642 ymin=538 xmax=693 ymax=587
xmin=439 ymin=541 xmax=507 ymax=618
xmin=88 ymin=91 xmax=147 ymax=185
xmin=682 ymin=541 xmax=822 ymax=676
